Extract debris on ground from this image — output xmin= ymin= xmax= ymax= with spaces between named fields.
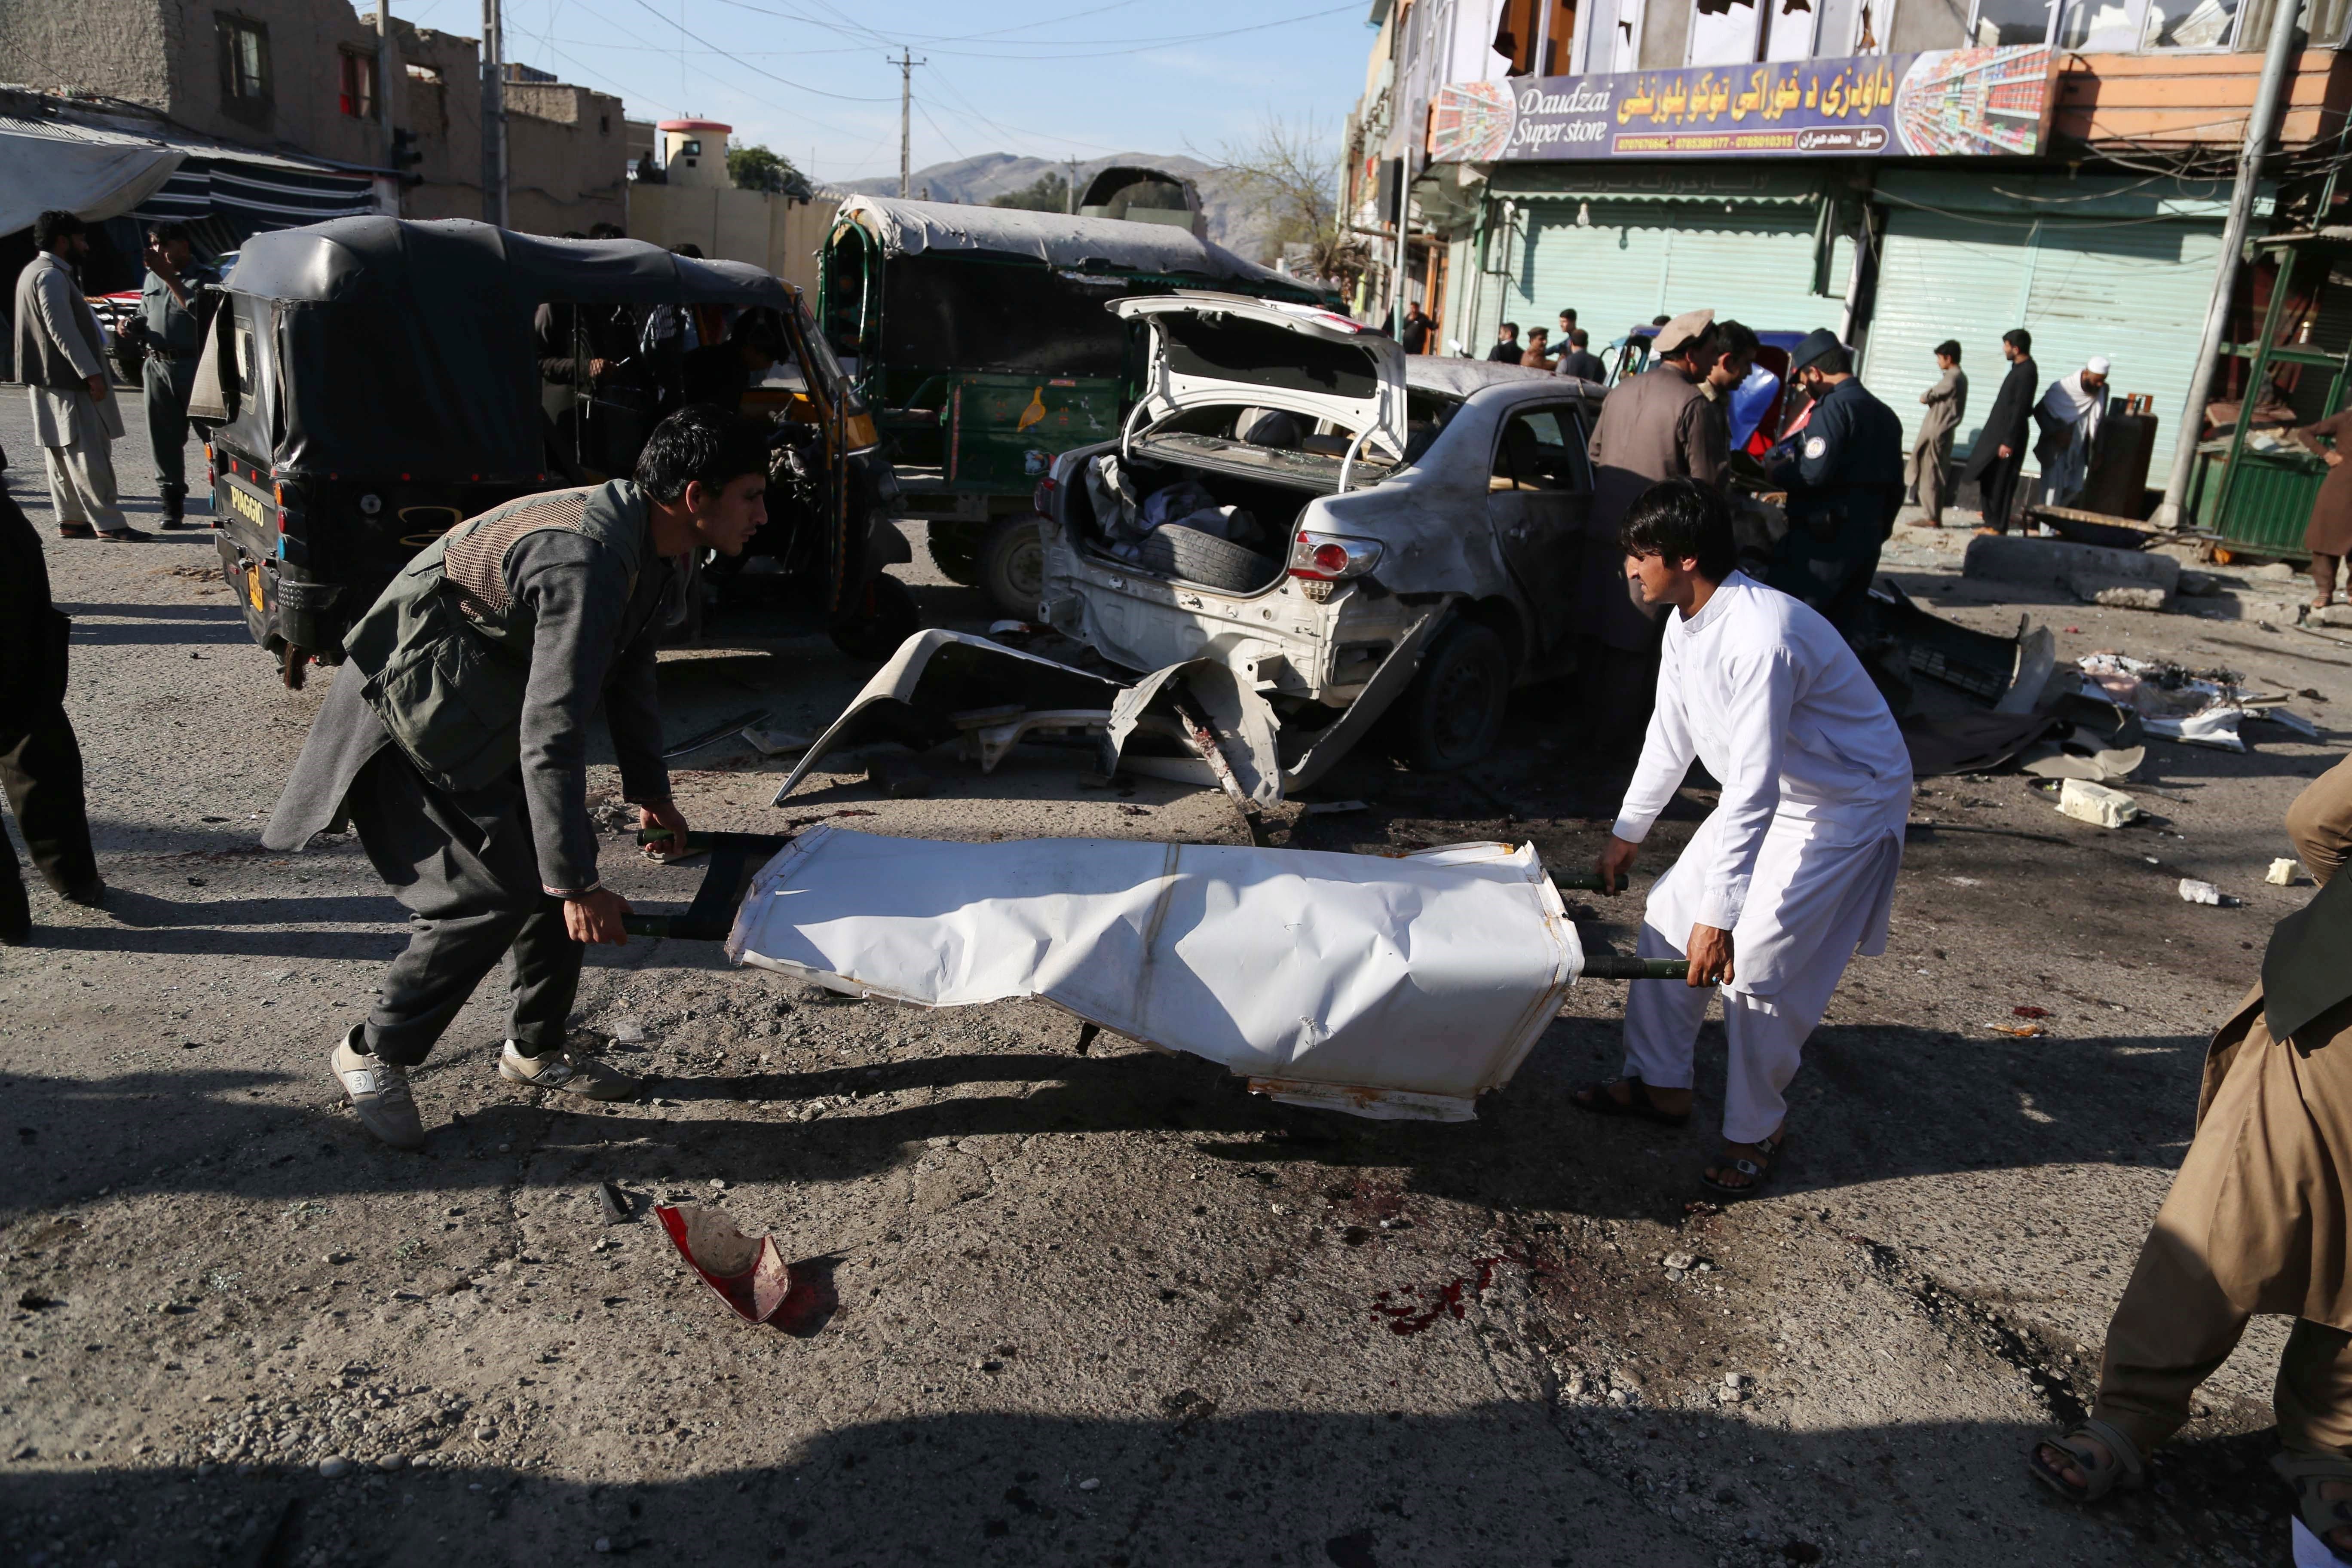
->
xmin=2269 ymin=858 xmax=2306 ymax=886
xmin=655 ymin=1204 xmax=837 ymax=1332
xmin=2070 ymin=576 xmax=2170 ymax=611
xmin=864 ymin=748 xmax=935 ymax=799
xmin=662 ymin=708 xmax=771 ymax=760
xmin=741 ymin=723 xmax=812 ymax=757
xmin=2055 ymin=778 xmax=2144 ymax=829
xmin=2074 ymin=652 xmax=2252 ymax=751
xmin=2019 ymin=695 xmax=2145 ymax=782
xmin=2177 ymin=879 xmax=2235 ymax=906
xmin=723 ymin=824 xmax=1581 ymax=1121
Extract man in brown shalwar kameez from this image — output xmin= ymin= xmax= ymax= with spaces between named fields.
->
xmin=2293 ymin=409 xmax=2352 ymax=611
xmin=2029 ymin=754 xmax=2352 ymax=1559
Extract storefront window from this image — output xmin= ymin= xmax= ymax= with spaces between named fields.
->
xmin=1763 ymin=0 xmax=1818 ymax=57
xmin=1967 ymin=0 xmax=2057 ymax=45
xmin=1578 ymin=0 xmax=1645 ymax=70
xmin=1687 ymin=0 xmax=1766 ymax=63
xmin=2058 ymin=0 xmax=2239 ymax=47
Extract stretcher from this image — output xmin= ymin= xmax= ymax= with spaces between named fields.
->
xmin=622 ymin=829 xmax=1690 ymax=982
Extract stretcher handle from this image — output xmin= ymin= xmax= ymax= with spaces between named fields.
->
xmin=1578 ymin=956 xmax=1691 ymax=981
xmin=634 ymin=828 xmax=794 ymax=855
xmin=1550 ymin=872 xmax=1631 ymax=892
xmin=619 ymin=913 xmax=733 ymax=942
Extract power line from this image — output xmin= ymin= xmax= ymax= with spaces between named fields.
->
xmin=618 ymin=0 xmax=897 ymax=99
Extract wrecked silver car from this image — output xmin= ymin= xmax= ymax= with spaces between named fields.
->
xmin=1033 ymin=296 xmax=1592 ymax=774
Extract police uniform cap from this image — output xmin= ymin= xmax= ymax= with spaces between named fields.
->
xmin=1652 ymin=309 xmax=1715 ymax=356
xmin=1787 ymin=328 xmax=1844 ymax=376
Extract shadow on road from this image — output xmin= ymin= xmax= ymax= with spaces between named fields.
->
xmin=0 ymin=1403 xmax=2284 ymax=1568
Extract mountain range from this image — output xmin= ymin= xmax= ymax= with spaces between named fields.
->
xmin=836 ymin=153 xmax=1276 ymax=262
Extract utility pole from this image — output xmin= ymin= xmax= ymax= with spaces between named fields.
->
xmin=375 ymin=1 xmax=401 ymax=190
xmin=1066 ymin=156 xmax=1078 ymax=214
xmin=891 ymin=49 xmax=923 ymax=198
xmin=480 ymin=0 xmax=507 ymax=225
xmin=2153 ymin=0 xmax=2304 ymax=527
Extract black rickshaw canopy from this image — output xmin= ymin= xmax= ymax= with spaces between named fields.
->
xmin=203 ymin=217 xmax=794 ymax=482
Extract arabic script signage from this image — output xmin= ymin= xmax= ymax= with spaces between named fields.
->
xmin=1428 ymin=46 xmax=2052 ymax=163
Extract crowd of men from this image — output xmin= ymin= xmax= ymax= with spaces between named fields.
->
xmin=7 ymin=208 xmax=2352 ymax=1560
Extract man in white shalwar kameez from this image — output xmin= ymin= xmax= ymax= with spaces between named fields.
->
xmin=2033 ymin=355 xmax=2111 ymax=510
xmin=1571 ymin=478 xmax=1913 ymax=1195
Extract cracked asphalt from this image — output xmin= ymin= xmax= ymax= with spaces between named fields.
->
xmin=0 ymin=386 xmax=2341 ymax=1567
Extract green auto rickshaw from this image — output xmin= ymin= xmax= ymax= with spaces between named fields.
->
xmin=820 ymin=193 xmax=1326 ymax=616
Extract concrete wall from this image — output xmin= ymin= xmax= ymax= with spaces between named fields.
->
xmin=504 ymin=79 xmax=625 ymax=234
xmin=0 ymin=0 xmax=174 ymax=102
xmin=625 ymin=181 xmax=838 ymax=295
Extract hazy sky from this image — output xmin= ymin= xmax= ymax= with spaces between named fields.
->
xmin=390 ymin=0 xmax=1380 ymax=185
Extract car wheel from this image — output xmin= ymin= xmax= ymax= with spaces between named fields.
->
xmin=1136 ymin=523 xmax=1281 ymax=593
xmin=828 ymin=573 xmax=922 ymax=662
xmin=925 ymin=519 xmax=981 ymax=585
xmin=977 ymin=513 xmax=1047 ymax=618
xmin=1390 ymin=619 xmax=1508 ymax=772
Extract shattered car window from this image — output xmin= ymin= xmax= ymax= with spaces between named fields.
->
xmin=1402 ymin=389 xmax=1462 ymax=466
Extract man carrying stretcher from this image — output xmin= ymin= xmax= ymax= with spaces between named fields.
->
xmin=1571 ymin=478 xmax=1913 ymax=1197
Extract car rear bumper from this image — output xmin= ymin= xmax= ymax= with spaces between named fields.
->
xmin=1038 ymin=523 xmax=1427 ymax=705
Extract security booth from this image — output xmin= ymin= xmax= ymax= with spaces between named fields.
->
xmin=2189 ymin=228 xmax=2352 ymax=560
xmin=819 ymin=193 xmax=1326 ymax=615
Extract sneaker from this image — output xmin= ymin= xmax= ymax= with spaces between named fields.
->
xmin=499 ymin=1041 xmax=640 ymax=1100
xmin=330 ymin=1027 xmax=425 ymax=1150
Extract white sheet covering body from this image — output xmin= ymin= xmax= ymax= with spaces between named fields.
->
xmin=724 ymin=827 xmax=1583 ymax=1121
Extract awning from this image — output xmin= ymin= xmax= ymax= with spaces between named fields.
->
xmin=133 ymin=155 xmax=378 ymax=227
xmin=0 ymin=115 xmax=183 ymax=235
xmin=0 ymin=105 xmax=380 ymax=238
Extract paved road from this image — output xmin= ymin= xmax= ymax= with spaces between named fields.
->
xmin=0 ymin=386 xmax=2335 ymax=1567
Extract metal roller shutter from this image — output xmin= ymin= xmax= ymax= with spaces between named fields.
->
xmin=1473 ymin=202 xmax=1850 ymax=368
xmin=1863 ymin=206 xmax=2221 ymax=478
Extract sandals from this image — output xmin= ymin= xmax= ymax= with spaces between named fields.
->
xmin=2275 ymin=1452 xmax=2352 ymax=1559
xmin=56 ymin=521 xmax=95 ymax=539
xmin=1700 ymin=1130 xmax=1786 ymax=1198
xmin=1568 ymin=1075 xmax=1690 ymax=1128
xmin=2026 ymin=1418 xmax=2143 ymax=1504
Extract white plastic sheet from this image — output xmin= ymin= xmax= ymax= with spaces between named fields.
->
xmin=724 ymin=827 xmax=1583 ymax=1121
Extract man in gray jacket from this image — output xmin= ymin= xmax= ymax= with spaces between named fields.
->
xmin=264 ymin=407 xmax=769 ymax=1149
xmin=139 ymin=222 xmax=216 ymax=530
xmin=12 ymin=210 xmax=142 ymax=541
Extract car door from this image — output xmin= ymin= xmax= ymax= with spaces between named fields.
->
xmin=1486 ymin=403 xmax=1592 ymax=652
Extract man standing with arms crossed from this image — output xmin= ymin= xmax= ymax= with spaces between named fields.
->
xmin=263 ymin=407 xmax=769 ymax=1149
xmin=1570 ymin=479 xmax=1913 ymax=1196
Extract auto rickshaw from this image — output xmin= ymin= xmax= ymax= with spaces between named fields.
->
xmin=190 ymin=217 xmax=915 ymax=686
xmin=819 ymin=193 xmax=1327 ymax=616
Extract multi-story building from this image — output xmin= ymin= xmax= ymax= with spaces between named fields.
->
xmin=0 ymin=0 xmax=625 ymax=242
xmin=1349 ymin=0 xmax=2352 ymax=493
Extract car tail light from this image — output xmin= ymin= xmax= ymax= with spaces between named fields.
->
xmin=1287 ymin=530 xmax=1382 ymax=582
xmin=1032 ymin=475 xmax=1059 ymax=517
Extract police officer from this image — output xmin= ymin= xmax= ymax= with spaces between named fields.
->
xmin=139 ymin=223 xmax=215 ymax=530
xmin=1760 ymin=328 xmax=1905 ymax=635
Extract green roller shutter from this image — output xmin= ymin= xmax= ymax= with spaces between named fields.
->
xmin=1471 ymin=199 xmax=1850 ymax=365
xmin=1863 ymin=204 xmax=2223 ymax=479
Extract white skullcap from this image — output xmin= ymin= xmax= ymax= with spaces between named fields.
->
xmin=2086 ymin=355 xmax=2113 ymax=375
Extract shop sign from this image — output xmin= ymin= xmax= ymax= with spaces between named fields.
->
xmin=1429 ymin=46 xmax=2052 ymax=163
